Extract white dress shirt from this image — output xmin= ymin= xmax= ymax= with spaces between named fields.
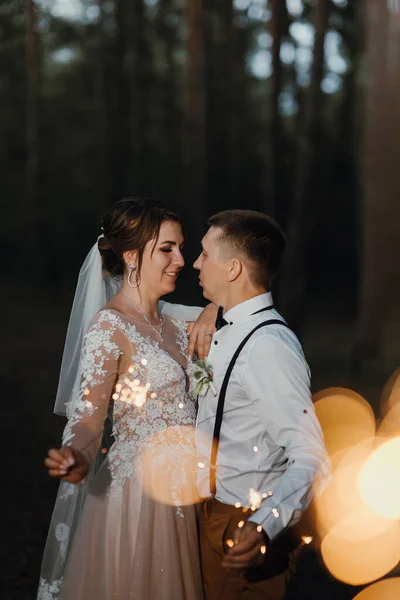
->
xmin=196 ymin=293 xmax=330 ymax=541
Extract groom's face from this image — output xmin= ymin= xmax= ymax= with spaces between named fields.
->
xmin=193 ymin=227 xmax=227 ymax=303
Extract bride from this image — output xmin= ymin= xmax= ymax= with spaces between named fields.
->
xmin=38 ymin=198 xmax=215 ymax=600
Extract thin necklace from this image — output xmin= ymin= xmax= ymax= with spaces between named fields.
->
xmin=119 ymin=290 xmax=164 ymax=341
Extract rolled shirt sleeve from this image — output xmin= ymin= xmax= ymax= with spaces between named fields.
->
xmin=243 ymin=335 xmax=331 ymax=540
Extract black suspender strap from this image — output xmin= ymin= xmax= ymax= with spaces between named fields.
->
xmin=209 ymin=318 xmax=291 ymax=496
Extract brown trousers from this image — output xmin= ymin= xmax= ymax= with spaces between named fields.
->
xmin=199 ymin=498 xmax=299 ymax=600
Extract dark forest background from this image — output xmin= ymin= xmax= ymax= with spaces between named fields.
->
xmin=1 ymin=1 xmax=400 ymax=598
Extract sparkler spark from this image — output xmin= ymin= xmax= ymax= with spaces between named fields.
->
xmin=302 ymin=535 xmax=313 ymax=545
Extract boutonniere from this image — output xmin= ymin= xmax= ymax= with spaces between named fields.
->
xmin=193 ymin=359 xmax=217 ymax=397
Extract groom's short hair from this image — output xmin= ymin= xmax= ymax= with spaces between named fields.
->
xmin=207 ymin=210 xmax=286 ymax=289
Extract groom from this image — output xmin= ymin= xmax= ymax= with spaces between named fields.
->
xmin=193 ymin=210 xmax=330 ymax=600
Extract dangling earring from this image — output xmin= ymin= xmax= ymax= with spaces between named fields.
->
xmin=128 ymin=265 xmax=140 ymax=288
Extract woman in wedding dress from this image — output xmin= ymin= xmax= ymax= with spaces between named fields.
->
xmin=38 ymin=198 xmax=214 ymax=600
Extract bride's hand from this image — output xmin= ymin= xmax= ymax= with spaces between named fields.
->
xmin=44 ymin=446 xmax=89 ymax=484
xmin=187 ymin=303 xmax=218 ymax=360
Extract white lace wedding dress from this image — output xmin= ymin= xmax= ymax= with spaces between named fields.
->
xmin=38 ymin=309 xmax=204 ymax=600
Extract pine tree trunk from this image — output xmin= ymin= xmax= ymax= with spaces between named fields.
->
xmin=93 ymin=0 xmax=109 ymax=208
xmin=186 ymin=0 xmax=207 ymax=230
xmin=112 ymin=0 xmax=130 ymax=199
xmin=278 ymin=0 xmax=330 ymax=332
xmin=25 ymin=0 xmax=39 ymax=255
xmin=355 ymin=0 xmax=400 ymax=366
xmin=125 ymin=0 xmax=148 ymax=192
xmin=267 ymin=0 xmax=285 ymax=216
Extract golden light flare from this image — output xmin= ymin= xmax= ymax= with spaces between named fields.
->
xmin=378 ymin=370 xmax=400 ymax=440
xmin=260 ymin=545 xmax=266 ymax=554
xmin=226 ymin=539 xmax=234 ymax=548
xmin=312 ymin=438 xmax=377 ymax=538
xmin=139 ymin=425 xmax=201 ymax=506
xmin=248 ymin=488 xmax=262 ymax=511
xmin=380 ymin=368 xmax=400 ymax=417
xmin=313 ymin=387 xmax=375 ymax=469
xmin=378 ymin=402 xmax=400 ymax=439
xmin=358 ymin=436 xmax=400 ymax=519
xmin=113 ymin=376 xmax=151 ymax=407
xmin=352 ymin=578 xmax=400 ymax=600
xmin=238 ymin=520 xmax=245 ymax=528
xmin=320 ymin=509 xmax=400 ymax=585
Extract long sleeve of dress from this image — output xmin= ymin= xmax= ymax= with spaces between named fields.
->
xmin=62 ymin=312 xmax=127 ymax=465
xmin=159 ymin=301 xmax=204 ymax=322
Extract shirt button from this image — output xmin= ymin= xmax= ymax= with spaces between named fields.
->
xmin=214 ymin=341 xmax=218 ymax=345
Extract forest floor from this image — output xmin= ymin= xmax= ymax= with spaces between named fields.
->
xmin=1 ymin=287 xmax=399 ymax=600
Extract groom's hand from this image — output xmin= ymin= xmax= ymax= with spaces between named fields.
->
xmin=222 ymin=521 xmax=267 ymax=572
xmin=187 ymin=303 xmax=217 ymax=360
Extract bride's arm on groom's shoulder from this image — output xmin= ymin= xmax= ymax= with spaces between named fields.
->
xmin=44 ymin=313 xmax=127 ymax=484
xmin=160 ymin=301 xmax=218 ymax=359
xmin=159 ymin=300 xmax=204 ymax=322
xmin=242 ymin=336 xmax=331 ymax=542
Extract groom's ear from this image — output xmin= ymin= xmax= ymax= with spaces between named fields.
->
xmin=227 ymin=258 xmax=243 ymax=282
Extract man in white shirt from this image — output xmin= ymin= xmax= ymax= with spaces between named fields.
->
xmin=193 ymin=210 xmax=330 ymax=600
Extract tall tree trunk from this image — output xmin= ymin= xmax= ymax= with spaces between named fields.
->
xmin=93 ymin=0 xmax=109 ymax=209
xmin=156 ymin=0 xmax=182 ymax=203
xmin=278 ymin=0 xmax=330 ymax=332
xmin=25 ymin=0 xmax=39 ymax=255
xmin=267 ymin=0 xmax=286 ymax=216
xmin=125 ymin=0 xmax=148 ymax=193
xmin=112 ymin=0 xmax=130 ymax=199
xmin=221 ymin=0 xmax=239 ymax=207
xmin=185 ymin=0 xmax=207 ymax=234
xmin=355 ymin=0 xmax=400 ymax=367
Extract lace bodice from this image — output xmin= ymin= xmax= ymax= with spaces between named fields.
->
xmin=62 ymin=309 xmax=197 ymax=500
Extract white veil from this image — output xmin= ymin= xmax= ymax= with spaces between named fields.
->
xmin=53 ymin=237 xmax=120 ymax=417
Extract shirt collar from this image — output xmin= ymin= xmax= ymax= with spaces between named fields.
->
xmin=223 ymin=292 xmax=273 ymax=326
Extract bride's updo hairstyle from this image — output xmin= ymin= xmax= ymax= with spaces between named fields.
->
xmin=98 ymin=197 xmax=182 ymax=276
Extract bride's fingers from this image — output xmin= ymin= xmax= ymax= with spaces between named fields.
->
xmin=47 ymin=449 xmax=65 ymax=464
xmin=187 ymin=327 xmax=198 ymax=359
xmin=44 ymin=457 xmax=64 ymax=469
xmin=196 ymin=331 xmax=206 ymax=360
xmin=46 ymin=447 xmax=76 ymax=470
xmin=48 ymin=468 xmax=67 ymax=478
xmin=186 ymin=321 xmax=195 ymax=335
xmin=203 ymin=331 xmax=213 ymax=357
